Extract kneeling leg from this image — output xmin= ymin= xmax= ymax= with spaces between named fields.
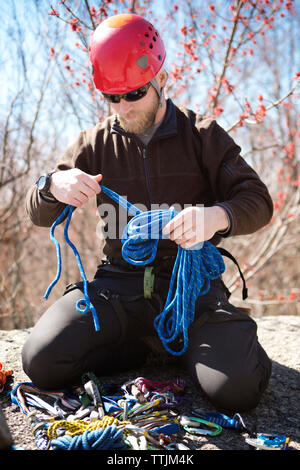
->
xmin=182 ymin=304 xmax=272 ymax=412
xmin=22 ymin=284 xmax=149 ymax=389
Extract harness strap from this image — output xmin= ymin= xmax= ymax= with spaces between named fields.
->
xmin=217 ymin=247 xmax=248 ymax=300
xmin=144 ymin=267 xmax=155 ymax=299
xmin=109 ymin=293 xmax=129 ymax=344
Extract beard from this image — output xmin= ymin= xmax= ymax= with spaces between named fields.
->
xmin=117 ymin=94 xmax=159 ymax=134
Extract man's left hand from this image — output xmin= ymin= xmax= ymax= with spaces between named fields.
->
xmin=162 ymin=206 xmax=229 ymax=250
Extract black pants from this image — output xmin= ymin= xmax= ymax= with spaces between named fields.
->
xmin=22 ymin=262 xmax=272 ymax=412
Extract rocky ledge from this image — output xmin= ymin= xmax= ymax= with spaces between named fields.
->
xmin=0 ymin=315 xmax=299 ymax=451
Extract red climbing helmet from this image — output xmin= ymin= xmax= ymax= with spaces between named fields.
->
xmin=89 ymin=14 xmax=166 ymax=94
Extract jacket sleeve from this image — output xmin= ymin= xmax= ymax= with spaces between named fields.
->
xmin=25 ymin=130 xmax=91 ymax=227
xmin=199 ymin=119 xmax=274 ymax=237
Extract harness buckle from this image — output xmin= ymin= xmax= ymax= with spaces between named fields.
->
xmin=97 ymin=288 xmax=111 ymax=301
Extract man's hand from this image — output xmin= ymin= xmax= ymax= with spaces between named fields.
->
xmin=50 ymin=169 xmax=102 ymax=207
xmin=162 ymin=206 xmax=229 ymax=250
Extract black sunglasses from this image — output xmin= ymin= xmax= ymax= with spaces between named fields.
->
xmin=103 ymin=82 xmax=151 ymax=104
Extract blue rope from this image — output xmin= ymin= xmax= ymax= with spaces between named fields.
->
xmin=44 ymin=185 xmax=225 ymax=355
xmin=43 ymin=204 xmax=100 ymax=331
xmin=153 ymin=243 xmax=225 ymax=355
xmin=50 ymin=425 xmax=127 ymax=450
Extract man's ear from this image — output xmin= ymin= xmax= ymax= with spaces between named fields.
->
xmin=157 ymin=68 xmax=168 ymax=88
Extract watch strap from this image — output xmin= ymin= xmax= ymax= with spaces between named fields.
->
xmin=39 ymin=192 xmax=58 ymax=203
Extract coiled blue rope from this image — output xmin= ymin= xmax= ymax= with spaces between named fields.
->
xmin=44 ymin=185 xmax=225 ymax=355
xmin=50 ymin=425 xmax=127 ymax=450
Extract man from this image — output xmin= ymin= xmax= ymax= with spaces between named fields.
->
xmin=22 ymin=14 xmax=273 ymax=412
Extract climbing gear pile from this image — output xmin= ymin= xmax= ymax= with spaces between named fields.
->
xmin=8 ymin=372 xmax=291 ymax=451
xmin=44 ymin=185 xmax=225 ymax=355
xmin=10 ymin=374 xmax=185 ymax=451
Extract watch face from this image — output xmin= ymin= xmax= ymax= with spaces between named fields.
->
xmin=37 ymin=175 xmax=47 ymax=190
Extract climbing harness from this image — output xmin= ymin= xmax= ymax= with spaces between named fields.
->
xmin=44 ymin=185 xmax=225 ymax=355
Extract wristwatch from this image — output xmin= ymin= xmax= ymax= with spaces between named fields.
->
xmin=36 ymin=172 xmax=57 ymax=201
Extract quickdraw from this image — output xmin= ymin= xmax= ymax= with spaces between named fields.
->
xmin=127 ymin=398 xmax=165 ymax=417
xmin=191 ymin=408 xmax=254 ymax=435
xmin=180 ymin=415 xmax=222 ymax=436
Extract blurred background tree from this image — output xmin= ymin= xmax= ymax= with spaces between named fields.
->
xmin=0 ymin=0 xmax=299 ymax=328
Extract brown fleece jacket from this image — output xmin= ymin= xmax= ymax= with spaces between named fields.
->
xmin=26 ymin=99 xmax=273 ymax=260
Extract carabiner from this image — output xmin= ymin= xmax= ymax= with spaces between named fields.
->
xmin=191 ymin=409 xmax=253 ymax=434
xmin=180 ymin=415 xmax=222 ymax=436
xmin=166 ymin=442 xmax=192 ymax=450
xmin=246 ymin=434 xmax=289 ymax=450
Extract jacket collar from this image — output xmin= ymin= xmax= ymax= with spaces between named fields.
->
xmin=110 ymin=98 xmax=178 ymax=141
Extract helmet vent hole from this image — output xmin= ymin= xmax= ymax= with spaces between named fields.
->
xmin=153 ymin=36 xmax=156 ymax=41
xmin=145 ymin=33 xmax=149 ymax=37
xmin=158 ymin=55 xmax=162 ymax=60
xmin=149 ymin=43 xmax=153 ymax=49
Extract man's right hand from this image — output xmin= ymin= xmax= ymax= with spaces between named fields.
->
xmin=50 ymin=169 xmax=102 ymax=207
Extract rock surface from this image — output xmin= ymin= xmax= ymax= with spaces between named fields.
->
xmin=0 ymin=315 xmax=299 ymax=451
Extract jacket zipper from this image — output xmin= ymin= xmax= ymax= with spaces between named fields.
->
xmin=142 ymin=147 xmax=154 ymax=206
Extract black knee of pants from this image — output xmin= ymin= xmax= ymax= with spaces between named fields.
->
xmin=22 ymin=281 xmax=151 ymax=389
xmin=182 ymin=302 xmax=272 ymax=412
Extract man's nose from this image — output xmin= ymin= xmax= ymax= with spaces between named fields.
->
xmin=119 ymin=98 xmax=132 ymax=114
